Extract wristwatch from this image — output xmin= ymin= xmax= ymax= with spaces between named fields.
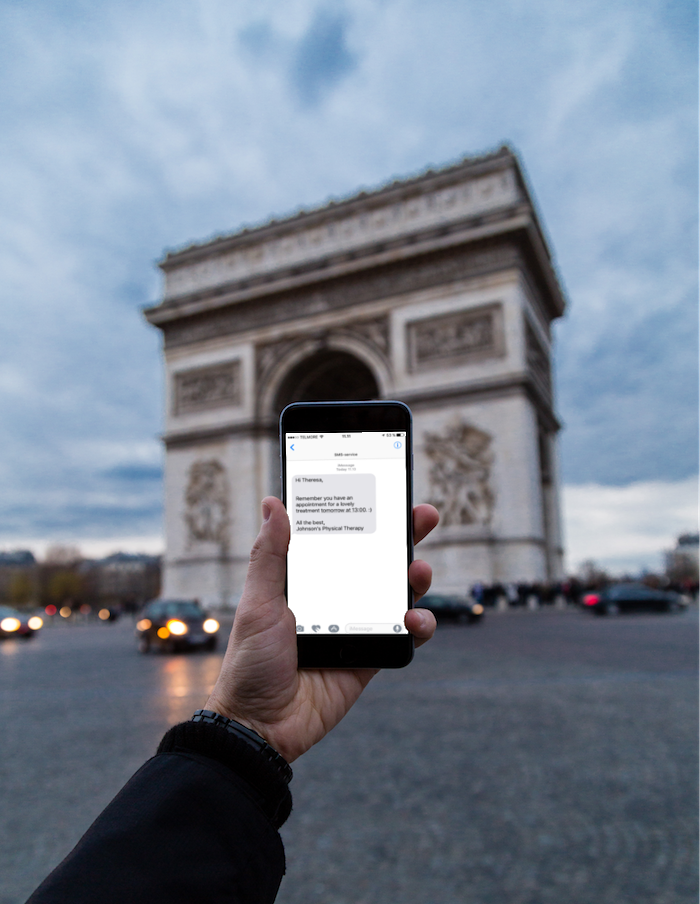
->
xmin=190 ymin=709 xmax=293 ymax=785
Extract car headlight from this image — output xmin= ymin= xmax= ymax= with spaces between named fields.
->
xmin=166 ymin=619 xmax=188 ymax=636
xmin=157 ymin=626 xmax=170 ymax=639
xmin=203 ymin=619 xmax=219 ymax=634
xmin=60 ymin=607 xmax=72 ymax=618
xmin=98 ymin=609 xmax=111 ymax=621
xmin=472 ymin=604 xmax=484 ymax=615
xmin=27 ymin=616 xmax=43 ymax=630
xmin=1 ymin=617 xmax=21 ymax=632
xmin=136 ymin=618 xmax=152 ymax=632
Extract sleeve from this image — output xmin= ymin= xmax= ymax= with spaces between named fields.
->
xmin=26 ymin=722 xmax=293 ymax=904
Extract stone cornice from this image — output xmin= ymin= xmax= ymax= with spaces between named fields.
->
xmin=401 ymin=372 xmax=562 ymax=432
xmin=146 ymin=235 xmax=564 ymax=359
xmin=146 ymin=147 xmax=566 ymax=329
xmin=420 ymin=534 xmax=548 ymax=549
xmin=163 ymin=421 xmax=278 ymax=449
xmin=161 ymin=371 xmax=560 ymax=449
xmin=154 ymin=238 xmax=522 ymax=349
xmin=146 ymin=205 xmax=532 ymax=322
xmin=158 ymin=146 xmax=518 ymax=269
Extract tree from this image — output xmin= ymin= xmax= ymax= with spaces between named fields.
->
xmin=9 ymin=572 xmax=34 ymax=608
xmin=48 ymin=571 xmax=84 ymax=606
xmin=44 ymin=544 xmax=82 ymax=566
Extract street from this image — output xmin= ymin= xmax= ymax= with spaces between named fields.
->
xmin=1 ymin=608 xmax=697 ymax=904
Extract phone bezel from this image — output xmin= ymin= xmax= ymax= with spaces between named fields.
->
xmin=280 ymin=400 xmax=414 ymax=669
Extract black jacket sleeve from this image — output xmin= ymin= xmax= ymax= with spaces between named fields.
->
xmin=27 ymin=723 xmax=292 ymax=904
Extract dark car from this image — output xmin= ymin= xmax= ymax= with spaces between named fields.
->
xmin=0 ymin=605 xmax=43 ymax=639
xmin=582 ymin=583 xmax=687 ymax=616
xmin=136 ymin=599 xmax=220 ymax=653
xmin=420 ymin=594 xmax=484 ymax=625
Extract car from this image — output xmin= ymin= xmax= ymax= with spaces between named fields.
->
xmin=419 ymin=594 xmax=484 ymax=625
xmin=0 ymin=605 xmax=43 ymax=639
xmin=582 ymin=583 xmax=687 ymax=616
xmin=135 ymin=599 xmax=220 ymax=653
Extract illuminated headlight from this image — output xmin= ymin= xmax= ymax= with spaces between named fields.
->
xmin=98 ymin=609 xmax=111 ymax=621
xmin=472 ymin=604 xmax=484 ymax=616
xmin=203 ymin=619 xmax=220 ymax=634
xmin=1 ymin=617 xmax=21 ymax=633
xmin=136 ymin=619 xmax=152 ymax=632
xmin=60 ymin=607 xmax=72 ymax=618
xmin=157 ymin=626 xmax=170 ymax=639
xmin=167 ymin=619 xmax=188 ymax=636
xmin=27 ymin=616 xmax=43 ymax=630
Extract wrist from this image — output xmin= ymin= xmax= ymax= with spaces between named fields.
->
xmin=157 ymin=713 xmax=293 ymax=829
xmin=190 ymin=709 xmax=293 ymax=785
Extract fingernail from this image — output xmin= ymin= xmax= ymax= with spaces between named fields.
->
xmin=262 ymin=501 xmax=271 ymax=522
xmin=416 ymin=611 xmax=427 ymax=631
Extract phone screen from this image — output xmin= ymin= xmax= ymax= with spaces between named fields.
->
xmin=284 ymin=430 xmax=410 ymax=636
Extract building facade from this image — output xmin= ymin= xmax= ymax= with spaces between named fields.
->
xmin=145 ymin=146 xmax=567 ymax=608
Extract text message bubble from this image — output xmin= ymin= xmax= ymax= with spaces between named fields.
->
xmin=292 ymin=474 xmax=376 ymax=534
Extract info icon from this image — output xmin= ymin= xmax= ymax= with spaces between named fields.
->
xmin=393 ymin=625 xmax=402 ymax=633
xmin=328 ymin=624 xmax=339 ymax=633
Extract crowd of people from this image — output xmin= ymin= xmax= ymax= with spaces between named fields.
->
xmin=469 ymin=576 xmax=698 ymax=608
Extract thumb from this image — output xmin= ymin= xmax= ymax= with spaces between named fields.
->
xmin=238 ymin=497 xmax=290 ymax=614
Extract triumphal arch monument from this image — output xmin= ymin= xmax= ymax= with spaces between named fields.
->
xmin=145 ymin=146 xmax=566 ymax=608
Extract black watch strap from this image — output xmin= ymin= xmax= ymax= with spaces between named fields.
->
xmin=157 ymin=712 xmax=293 ymax=828
xmin=190 ymin=709 xmax=293 ymax=784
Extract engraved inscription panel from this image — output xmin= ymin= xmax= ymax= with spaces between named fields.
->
xmin=424 ymin=421 xmax=495 ymax=527
xmin=407 ymin=303 xmax=504 ymax=372
xmin=174 ymin=361 xmax=241 ymax=415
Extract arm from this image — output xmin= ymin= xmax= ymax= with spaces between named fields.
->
xmin=28 ymin=498 xmax=438 ymax=903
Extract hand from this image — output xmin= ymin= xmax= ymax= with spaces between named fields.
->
xmin=205 ymin=497 xmax=439 ymax=763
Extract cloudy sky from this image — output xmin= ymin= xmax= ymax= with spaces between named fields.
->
xmin=1 ymin=0 xmax=697 ymax=573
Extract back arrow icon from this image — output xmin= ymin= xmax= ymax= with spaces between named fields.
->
xmin=290 ymin=443 xmax=295 ymax=451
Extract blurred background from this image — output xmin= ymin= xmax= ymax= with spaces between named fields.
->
xmin=0 ymin=1 xmax=697 ymax=903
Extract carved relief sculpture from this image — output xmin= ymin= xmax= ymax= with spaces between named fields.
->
xmin=174 ymin=361 xmax=241 ymax=415
xmin=185 ymin=459 xmax=230 ymax=548
xmin=408 ymin=303 xmax=504 ymax=372
xmin=424 ymin=422 xmax=495 ymax=527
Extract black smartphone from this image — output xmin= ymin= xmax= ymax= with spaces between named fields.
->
xmin=280 ymin=401 xmax=414 ymax=669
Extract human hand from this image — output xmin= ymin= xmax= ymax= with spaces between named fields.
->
xmin=205 ymin=496 xmax=439 ymax=763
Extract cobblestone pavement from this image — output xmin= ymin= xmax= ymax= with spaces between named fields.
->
xmin=0 ymin=608 xmax=697 ymax=904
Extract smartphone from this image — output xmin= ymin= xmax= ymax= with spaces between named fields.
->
xmin=280 ymin=401 xmax=414 ymax=669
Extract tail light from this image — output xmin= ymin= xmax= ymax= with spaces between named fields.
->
xmin=583 ymin=593 xmax=600 ymax=606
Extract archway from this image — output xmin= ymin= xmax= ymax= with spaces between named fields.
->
xmin=274 ymin=350 xmax=380 ymax=413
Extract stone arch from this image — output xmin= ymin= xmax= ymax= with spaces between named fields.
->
xmin=275 ymin=350 xmax=378 ymax=410
xmin=259 ymin=335 xmax=392 ymax=419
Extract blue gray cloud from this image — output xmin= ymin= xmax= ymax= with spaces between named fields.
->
xmin=0 ymin=0 xmax=696 ymax=553
xmin=291 ymin=8 xmax=358 ymax=106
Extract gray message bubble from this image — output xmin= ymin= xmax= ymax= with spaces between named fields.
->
xmin=292 ymin=474 xmax=376 ymax=534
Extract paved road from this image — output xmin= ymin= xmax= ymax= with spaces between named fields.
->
xmin=0 ymin=608 xmax=697 ymax=904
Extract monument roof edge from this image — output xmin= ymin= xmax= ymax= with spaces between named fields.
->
xmin=158 ymin=145 xmax=517 ymax=270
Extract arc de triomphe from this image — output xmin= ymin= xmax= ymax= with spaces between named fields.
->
xmin=145 ymin=146 xmax=566 ymax=608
